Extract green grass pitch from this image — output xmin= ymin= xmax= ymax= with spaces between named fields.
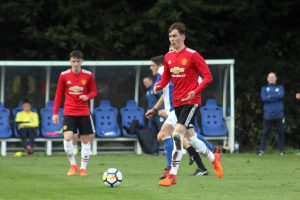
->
xmin=0 ymin=152 xmax=300 ymax=200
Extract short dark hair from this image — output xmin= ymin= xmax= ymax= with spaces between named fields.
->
xmin=151 ymin=55 xmax=164 ymax=66
xmin=168 ymin=22 xmax=186 ymax=35
xmin=69 ymin=50 xmax=84 ymax=59
xmin=143 ymin=76 xmax=153 ymax=81
xmin=22 ymin=99 xmax=31 ymax=104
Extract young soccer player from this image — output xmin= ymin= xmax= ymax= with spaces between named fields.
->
xmin=52 ymin=50 xmax=97 ymax=176
xmin=146 ymin=55 xmax=218 ymax=179
xmin=154 ymin=22 xmax=224 ymax=186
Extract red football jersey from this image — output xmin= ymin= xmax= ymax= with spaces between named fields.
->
xmin=156 ymin=47 xmax=213 ymax=107
xmin=53 ymin=69 xmax=97 ymax=116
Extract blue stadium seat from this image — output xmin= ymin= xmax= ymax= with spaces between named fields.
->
xmin=94 ymin=100 xmax=121 ymax=138
xmin=0 ymin=102 xmax=13 ymax=138
xmin=40 ymin=101 xmax=64 ymax=138
xmin=13 ymin=104 xmax=40 ymax=137
xmin=46 ymin=100 xmax=54 ymax=108
xmin=200 ymin=99 xmax=228 ymax=137
xmin=120 ymin=100 xmax=144 ymax=138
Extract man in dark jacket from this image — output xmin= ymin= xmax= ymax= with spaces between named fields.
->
xmin=258 ymin=72 xmax=285 ymax=156
xmin=143 ymin=76 xmax=161 ymax=155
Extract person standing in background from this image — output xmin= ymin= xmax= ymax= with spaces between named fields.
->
xmin=258 ymin=72 xmax=285 ymax=156
xmin=143 ymin=76 xmax=161 ymax=155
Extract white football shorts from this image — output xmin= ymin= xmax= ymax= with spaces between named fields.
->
xmin=163 ymin=110 xmax=177 ymax=128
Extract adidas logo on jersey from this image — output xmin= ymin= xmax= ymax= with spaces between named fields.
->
xmin=67 ymin=80 xmax=71 ymax=84
xmin=168 ymin=60 xmax=172 ymax=64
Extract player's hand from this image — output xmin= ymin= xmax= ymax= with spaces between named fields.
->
xmin=158 ymin=109 xmax=167 ymax=118
xmin=52 ymin=114 xmax=59 ymax=125
xmin=145 ymin=109 xmax=155 ymax=119
xmin=153 ymin=84 xmax=162 ymax=94
xmin=79 ymin=95 xmax=88 ymax=101
xmin=296 ymin=93 xmax=300 ymax=100
xmin=18 ymin=124 xmax=24 ymax=129
xmin=181 ymin=91 xmax=195 ymax=102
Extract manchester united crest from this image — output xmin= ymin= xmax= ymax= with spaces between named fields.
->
xmin=81 ymin=79 xmax=87 ymax=85
xmin=181 ymin=58 xmax=188 ymax=65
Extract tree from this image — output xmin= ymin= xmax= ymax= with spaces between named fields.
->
xmin=0 ymin=0 xmax=299 ymax=148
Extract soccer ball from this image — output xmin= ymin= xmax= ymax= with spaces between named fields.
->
xmin=103 ymin=168 xmax=123 ymax=187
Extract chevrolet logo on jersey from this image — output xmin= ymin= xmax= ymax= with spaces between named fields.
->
xmin=170 ymin=67 xmax=184 ymax=74
xmin=69 ymin=85 xmax=84 ymax=94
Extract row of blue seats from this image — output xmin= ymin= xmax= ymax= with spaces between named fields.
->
xmin=95 ymin=99 xmax=228 ymax=138
xmin=0 ymin=99 xmax=228 ymax=139
xmin=0 ymin=100 xmax=145 ymax=139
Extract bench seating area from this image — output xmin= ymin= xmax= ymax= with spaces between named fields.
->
xmin=0 ymin=99 xmax=146 ymax=156
xmin=0 ymin=136 xmax=227 ymax=156
xmin=0 ymin=137 xmax=142 ymax=156
xmin=0 ymin=98 xmax=229 ymax=156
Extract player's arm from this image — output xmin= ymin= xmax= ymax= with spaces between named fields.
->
xmin=154 ymin=58 xmax=171 ymax=94
xmin=182 ymin=53 xmax=213 ymax=102
xmin=52 ymin=74 xmax=65 ymax=124
xmin=79 ymin=74 xmax=97 ymax=101
xmin=87 ymin=74 xmax=98 ymax=99
xmin=145 ymin=95 xmax=165 ymax=119
xmin=193 ymin=52 xmax=213 ymax=95
xmin=155 ymin=74 xmax=164 ymax=98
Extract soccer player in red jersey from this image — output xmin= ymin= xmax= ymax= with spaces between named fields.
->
xmin=52 ymin=50 xmax=97 ymax=176
xmin=154 ymin=23 xmax=224 ymax=186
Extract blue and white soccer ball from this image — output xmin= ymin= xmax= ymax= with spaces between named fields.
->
xmin=103 ymin=168 xmax=123 ymax=187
